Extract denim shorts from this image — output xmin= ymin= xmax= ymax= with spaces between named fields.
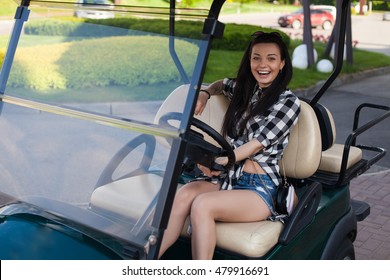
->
xmin=233 ymin=172 xmax=277 ymax=216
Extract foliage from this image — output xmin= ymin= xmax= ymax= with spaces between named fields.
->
xmin=0 ymin=48 xmax=5 ymax=63
xmin=24 ymin=17 xmax=291 ymax=50
xmin=0 ymin=0 xmax=17 ymax=17
xmin=7 ymin=36 xmax=197 ymax=90
xmin=0 ymin=48 xmax=5 ymax=75
xmin=24 ymin=19 xmax=128 ymax=37
xmin=372 ymin=1 xmax=390 ymax=11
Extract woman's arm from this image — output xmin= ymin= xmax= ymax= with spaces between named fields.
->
xmin=202 ymin=79 xmax=224 ymax=96
xmin=215 ymin=139 xmax=264 ymax=166
xmin=195 ymin=80 xmax=224 ymax=116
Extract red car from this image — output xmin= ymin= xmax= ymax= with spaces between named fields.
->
xmin=278 ymin=8 xmax=335 ymax=30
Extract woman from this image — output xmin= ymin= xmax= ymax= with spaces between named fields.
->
xmin=158 ymin=31 xmax=301 ymax=260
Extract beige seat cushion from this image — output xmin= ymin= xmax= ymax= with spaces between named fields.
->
xmin=181 ymin=218 xmax=283 ymax=258
xmin=318 ymin=143 xmax=363 ymax=173
xmin=89 ymin=174 xmax=163 ymax=220
xmin=313 ymin=105 xmax=363 ymax=174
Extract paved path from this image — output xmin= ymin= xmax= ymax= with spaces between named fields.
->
xmin=351 ymin=170 xmax=390 ymax=259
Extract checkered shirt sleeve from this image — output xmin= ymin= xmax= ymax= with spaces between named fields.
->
xmin=250 ymin=93 xmax=300 ymax=149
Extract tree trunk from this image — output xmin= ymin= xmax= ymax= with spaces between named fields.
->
xmin=359 ymin=0 xmax=366 ymax=15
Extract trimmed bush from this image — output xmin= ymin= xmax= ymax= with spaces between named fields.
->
xmin=24 ymin=17 xmax=290 ymax=50
xmin=24 ymin=19 xmax=129 ymax=37
xmin=7 ymin=43 xmax=69 ymax=90
xmin=0 ymin=48 xmax=5 ymax=68
xmin=7 ymin=36 xmax=197 ymax=90
xmin=14 ymin=17 xmax=289 ymax=90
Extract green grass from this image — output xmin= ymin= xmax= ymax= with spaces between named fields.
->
xmin=203 ymin=49 xmax=242 ymax=82
xmin=0 ymin=36 xmax=10 ymax=48
xmin=0 ymin=0 xmax=17 ymax=17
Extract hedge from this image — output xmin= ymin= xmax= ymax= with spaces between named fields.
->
xmin=4 ymin=17 xmax=289 ymax=90
xmin=24 ymin=17 xmax=290 ymax=50
xmin=0 ymin=48 xmax=5 ymax=68
xmin=7 ymin=36 xmax=197 ymax=90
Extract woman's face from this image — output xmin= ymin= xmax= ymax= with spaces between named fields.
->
xmin=250 ymin=42 xmax=285 ymax=88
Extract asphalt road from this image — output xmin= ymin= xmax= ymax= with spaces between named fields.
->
xmin=305 ymin=71 xmax=390 ymax=171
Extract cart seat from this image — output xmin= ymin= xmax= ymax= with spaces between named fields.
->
xmin=311 ymin=103 xmax=363 ymax=185
xmin=90 ymin=174 xmax=162 ymax=221
xmin=320 ymin=144 xmax=362 ymax=173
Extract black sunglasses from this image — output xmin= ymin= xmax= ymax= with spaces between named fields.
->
xmin=251 ymin=31 xmax=282 ymax=39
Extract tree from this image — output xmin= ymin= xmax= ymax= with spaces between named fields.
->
xmin=359 ymin=0 xmax=366 ymax=15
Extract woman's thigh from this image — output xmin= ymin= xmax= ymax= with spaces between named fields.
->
xmin=175 ymin=180 xmax=220 ymax=206
xmin=191 ymin=189 xmax=271 ymax=223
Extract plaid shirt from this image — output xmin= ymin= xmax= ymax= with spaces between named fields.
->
xmin=220 ymin=78 xmax=301 ymax=189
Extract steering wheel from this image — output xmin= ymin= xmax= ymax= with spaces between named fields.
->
xmin=95 ymin=134 xmax=157 ymax=188
xmin=158 ymin=112 xmax=235 ymax=172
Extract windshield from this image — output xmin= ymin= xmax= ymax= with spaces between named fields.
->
xmin=0 ymin=0 xmax=214 ymax=258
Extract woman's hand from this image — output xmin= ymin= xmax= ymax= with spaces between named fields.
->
xmin=194 ymin=90 xmax=209 ymax=116
xmin=215 ymin=156 xmax=228 ymax=166
xmin=197 ymin=164 xmax=222 ymax=177
xmin=194 ymin=81 xmax=224 ymax=116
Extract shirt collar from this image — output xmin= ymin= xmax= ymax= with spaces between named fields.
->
xmin=251 ymin=85 xmax=267 ymax=103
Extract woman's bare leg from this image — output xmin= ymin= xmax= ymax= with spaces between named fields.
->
xmin=158 ymin=180 xmax=219 ymax=259
xmin=190 ymin=190 xmax=271 ymax=260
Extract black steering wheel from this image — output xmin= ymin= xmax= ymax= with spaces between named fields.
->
xmin=159 ymin=112 xmax=235 ymax=172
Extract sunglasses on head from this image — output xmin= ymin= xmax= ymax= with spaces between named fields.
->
xmin=251 ymin=31 xmax=282 ymax=39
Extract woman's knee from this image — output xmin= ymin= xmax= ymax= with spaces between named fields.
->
xmin=174 ymin=182 xmax=204 ymax=210
xmin=190 ymin=193 xmax=215 ymax=223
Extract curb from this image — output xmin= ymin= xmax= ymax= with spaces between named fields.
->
xmin=294 ymin=66 xmax=390 ymax=97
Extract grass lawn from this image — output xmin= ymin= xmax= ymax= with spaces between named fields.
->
xmin=0 ymin=0 xmax=17 ymax=17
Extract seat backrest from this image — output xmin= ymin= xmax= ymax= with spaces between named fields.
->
xmin=312 ymin=102 xmax=337 ymax=151
xmin=155 ymin=85 xmax=322 ymax=179
xmin=280 ymin=101 xmax=322 ymax=178
xmin=154 ymin=84 xmax=228 ymax=146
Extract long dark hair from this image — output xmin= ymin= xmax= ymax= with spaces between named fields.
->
xmin=221 ymin=32 xmax=293 ymax=139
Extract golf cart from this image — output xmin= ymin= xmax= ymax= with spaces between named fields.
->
xmin=0 ymin=0 xmax=389 ymax=260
